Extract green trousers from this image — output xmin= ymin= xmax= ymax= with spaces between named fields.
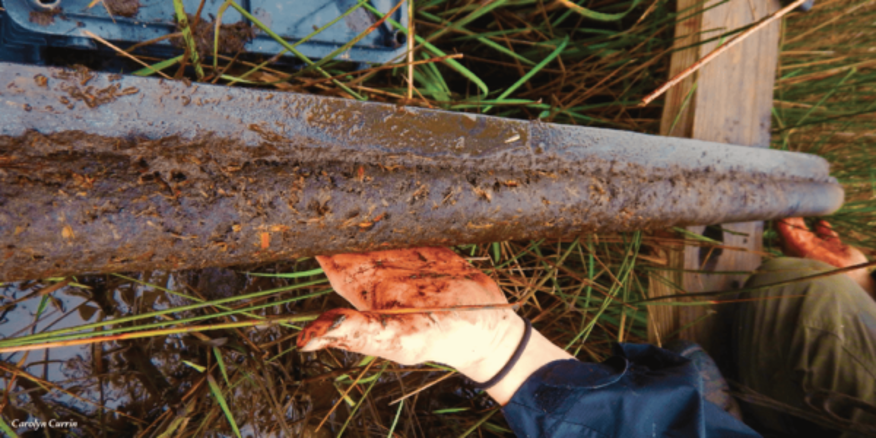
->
xmin=732 ymin=258 xmax=876 ymax=437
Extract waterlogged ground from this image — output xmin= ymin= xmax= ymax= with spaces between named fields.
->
xmin=0 ymin=262 xmax=506 ymax=437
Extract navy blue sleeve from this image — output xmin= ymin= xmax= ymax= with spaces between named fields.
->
xmin=502 ymin=343 xmax=760 ymax=438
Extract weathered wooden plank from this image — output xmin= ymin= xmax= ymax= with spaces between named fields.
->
xmin=649 ymin=0 xmax=782 ymax=347
xmin=658 ymin=0 xmax=703 ymax=139
xmin=647 ymin=0 xmax=702 ymax=346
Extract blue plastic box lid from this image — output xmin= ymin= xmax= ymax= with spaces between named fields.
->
xmin=2 ymin=0 xmax=408 ymax=64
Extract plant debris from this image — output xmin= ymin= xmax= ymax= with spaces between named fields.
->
xmin=105 ymin=0 xmax=140 ymax=18
xmin=28 ymin=8 xmax=62 ymax=26
xmin=172 ymin=13 xmax=256 ymax=59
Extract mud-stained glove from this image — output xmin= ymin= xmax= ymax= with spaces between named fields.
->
xmin=778 ymin=217 xmax=875 ymax=296
xmin=296 ymin=247 xmax=527 ymax=386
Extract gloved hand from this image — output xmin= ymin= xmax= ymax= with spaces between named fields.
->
xmin=296 ymin=247 xmax=526 ymax=386
xmin=778 ymin=217 xmax=875 ymax=296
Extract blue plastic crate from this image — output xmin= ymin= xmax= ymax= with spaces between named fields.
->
xmin=0 ymin=0 xmax=408 ymax=65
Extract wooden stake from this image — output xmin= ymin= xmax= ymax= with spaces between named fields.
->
xmin=640 ymin=0 xmax=808 ymax=106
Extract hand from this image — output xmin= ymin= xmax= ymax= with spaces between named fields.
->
xmin=777 ymin=217 xmax=875 ymax=297
xmin=297 ymin=248 xmax=522 ymax=377
xmin=296 ymin=247 xmax=574 ymax=404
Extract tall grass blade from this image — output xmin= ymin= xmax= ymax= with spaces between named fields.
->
xmin=482 ymin=36 xmax=569 ymax=112
xmin=225 ymin=1 xmax=365 ymax=99
xmin=207 ymin=374 xmax=242 ymax=438
xmin=172 ymin=0 xmax=205 ymax=78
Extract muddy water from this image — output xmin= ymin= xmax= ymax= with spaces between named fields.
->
xmin=0 ymin=263 xmax=484 ymax=437
xmin=0 ymin=265 xmax=329 ymax=437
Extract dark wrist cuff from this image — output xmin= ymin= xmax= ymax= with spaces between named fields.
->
xmin=473 ymin=318 xmax=532 ymax=390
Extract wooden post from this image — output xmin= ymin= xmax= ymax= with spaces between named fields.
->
xmin=649 ymin=0 xmax=782 ymax=350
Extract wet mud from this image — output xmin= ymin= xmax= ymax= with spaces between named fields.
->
xmin=0 ymin=127 xmax=837 ymax=282
xmin=29 ymin=8 xmax=62 ymax=26
xmin=0 ymin=266 xmax=377 ymax=437
xmin=104 ymin=0 xmax=140 ymax=18
xmin=172 ymin=14 xmax=256 ymax=58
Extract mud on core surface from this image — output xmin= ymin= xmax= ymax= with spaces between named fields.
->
xmin=0 ymin=125 xmax=834 ymax=282
xmin=0 ymin=62 xmax=844 ymax=281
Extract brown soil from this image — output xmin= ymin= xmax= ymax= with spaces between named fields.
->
xmin=104 ymin=0 xmax=140 ymax=18
xmin=29 ymin=8 xmax=61 ymax=26
xmin=172 ymin=14 xmax=256 ymax=58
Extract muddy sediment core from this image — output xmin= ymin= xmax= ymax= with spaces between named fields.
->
xmin=0 ymin=63 xmax=843 ymax=281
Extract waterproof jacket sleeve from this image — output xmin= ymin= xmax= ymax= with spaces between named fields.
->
xmin=502 ymin=343 xmax=761 ymax=438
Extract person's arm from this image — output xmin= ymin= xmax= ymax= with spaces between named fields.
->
xmin=454 ymin=315 xmax=574 ymax=405
xmin=502 ymin=343 xmax=762 ymax=438
xmin=296 ymin=247 xmax=759 ymax=437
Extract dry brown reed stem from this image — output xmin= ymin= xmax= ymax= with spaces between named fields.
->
xmin=314 ymin=358 xmax=377 ymax=431
xmin=390 ymin=371 xmax=457 ymax=405
xmin=633 ymin=260 xmax=876 ymax=304
xmin=784 ymin=0 xmax=874 ymax=44
xmin=124 ymin=32 xmax=183 ymax=54
xmin=0 ymin=362 xmax=145 ymax=422
xmin=640 ymin=0 xmax=810 ymax=106
xmin=0 ymin=279 xmax=69 ymax=313
xmin=80 ymin=30 xmax=173 ymax=80
xmin=0 ymin=315 xmax=311 ymax=354
xmin=776 ymin=58 xmax=876 ymax=85
xmin=367 ymin=303 xmax=519 ymax=314
xmin=320 ymin=53 xmax=463 ymax=87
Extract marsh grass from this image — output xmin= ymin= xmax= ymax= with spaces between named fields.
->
xmin=772 ymin=0 xmax=876 ymax=252
xmin=1 ymin=0 xmax=873 ymax=436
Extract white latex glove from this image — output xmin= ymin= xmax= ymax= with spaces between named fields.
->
xmin=297 ymin=247 xmax=524 ymax=384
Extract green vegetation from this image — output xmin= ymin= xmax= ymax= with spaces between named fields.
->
xmin=2 ymin=0 xmax=874 ymax=436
